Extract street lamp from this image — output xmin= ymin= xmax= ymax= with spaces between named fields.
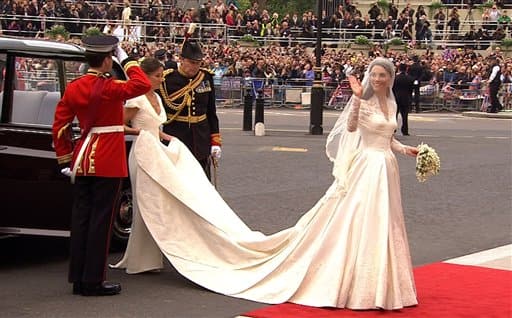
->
xmin=310 ymin=0 xmax=324 ymax=135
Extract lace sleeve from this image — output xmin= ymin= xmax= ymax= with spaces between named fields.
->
xmin=346 ymin=96 xmax=361 ymax=132
xmin=391 ymin=137 xmax=407 ymax=155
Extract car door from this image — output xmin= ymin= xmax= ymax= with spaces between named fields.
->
xmin=0 ymin=46 xmax=132 ymax=246
xmin=0 ymin=52 xmax=77 ymax=236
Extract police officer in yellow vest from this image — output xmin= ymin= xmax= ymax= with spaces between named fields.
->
xmin=158 ymin=40 xmax=221 ymax=180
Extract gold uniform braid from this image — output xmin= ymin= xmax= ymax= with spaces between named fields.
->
xmin=160 ymin=71 xmax=205 ymax=125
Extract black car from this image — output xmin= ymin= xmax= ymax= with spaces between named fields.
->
xmin=0 ymin=36 xmax=132 ymax=245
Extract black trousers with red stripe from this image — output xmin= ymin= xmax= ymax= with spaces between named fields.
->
xmin=68 ymin=176 xmax=122 ymax=284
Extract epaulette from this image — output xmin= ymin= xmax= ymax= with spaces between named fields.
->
xmin=163 ymin=68 xmax=175 ymax=77
xmin=201 ymin=68 xmax=215 ymax=75
xmin=70 ymin=75 xmax=85 ymax=83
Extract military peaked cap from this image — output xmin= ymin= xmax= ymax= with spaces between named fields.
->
xmin=81 ymin=35 xmax=119 ymax=53
xmin=154 ymin=49 xmax=167 ymax=60
xmin=181 ymin=41 xmax=204 ymax=61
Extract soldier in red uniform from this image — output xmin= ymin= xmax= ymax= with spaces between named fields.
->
xmin=52 ymin=35 xmax=151 ymax=296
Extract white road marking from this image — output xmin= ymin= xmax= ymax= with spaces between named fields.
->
xmin=272 ymin=146 xmax=308 ymax=152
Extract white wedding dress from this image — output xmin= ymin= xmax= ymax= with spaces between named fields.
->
xmin=112 ymin=92 xmax=167 ymax=274
xmin=114 ymin=94 xmax=418 ymax=310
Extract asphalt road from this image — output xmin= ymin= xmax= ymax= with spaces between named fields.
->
xmin=1 ymin=109 xmax=511 ymax=318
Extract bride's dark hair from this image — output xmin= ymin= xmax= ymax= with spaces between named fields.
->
xmin=361 ymin=58 xmax=395 ymax=100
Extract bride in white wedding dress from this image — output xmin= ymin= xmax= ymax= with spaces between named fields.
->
xmin=113 ymin=57 xmax=419 ymax=310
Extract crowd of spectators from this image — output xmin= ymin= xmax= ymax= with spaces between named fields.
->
xmin=1 ymin=0 xmax=511 ymax=45
xmin=1 ymin=0 xmax=511 ymax=106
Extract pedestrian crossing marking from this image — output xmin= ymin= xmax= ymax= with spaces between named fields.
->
xmin=272 ymin=146 xmax=308 ymax=152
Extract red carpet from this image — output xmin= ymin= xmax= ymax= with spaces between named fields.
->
xmin=243 ymin=263 xmax=512 ymax=318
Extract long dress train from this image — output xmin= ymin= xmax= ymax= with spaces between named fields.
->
xmin=117 ymin=94 xmax=418 ymax=310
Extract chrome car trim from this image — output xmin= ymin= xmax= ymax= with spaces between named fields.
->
xmin=0 ymin=127 xmax=52 ymax=134
xmin=0 ymin=227 xmax=70 ymax=237
xmin=0 ymin=145 xmax=56 ymax=158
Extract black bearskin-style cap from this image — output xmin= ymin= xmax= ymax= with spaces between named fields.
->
xmin=180 ymin=41 xmax=204 ymax=61
xmin=81 ymin=35 xmax=119 ymax=53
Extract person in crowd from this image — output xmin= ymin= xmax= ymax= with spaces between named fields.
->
xmin=389 ymin=3 xmax=399 ymax=20
xmin=454 ymin=65 xmax=471 ymax=88
xmin=373 ymin=14 xmax=386 ymax=39
xmin=401 ymin=25 xmax=413 ymax=41
xmin=393 ymin=63 xmax=415 ymax=136
xmin=121 ymin=0 xmax=132 ymax=41
xmin=433 ymin=8 xmax=446 ymax=40
xmin=51 ymin=35 xmax=151 ymax=296
xmin=501 ymin=64 xmax=512 ymax=109
xmin=303 ymin=62 xmax=315 ymax=86
xmin=489 ymin=4 xmax=501 ymax=30
xmin=114 ymin=57 xmax=419 ymax=311
xmin=112 ymin=57 xmax=172 ymax=274
xmin=408 ymin=55 xmax=423 ymax=112
xmin=447 ymin=9 xmax=460 ymax=40
xmin=381 ymin=24 xmax=396 ymax=40
xmin=497 ymin=10 xmax=510 ymax=31
xmin=154 ymin=48 xmax=177 ymax=70
xmin=485 ymin=56 xmax=503 ymax=113
xmin=368 ymin=3 xmax=381 ymax=20
xmin=159 ymin=38 xmax=221 ymax=179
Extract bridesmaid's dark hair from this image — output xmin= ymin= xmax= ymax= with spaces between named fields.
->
xmin=140 ymin=57 xmax=163 ymax=75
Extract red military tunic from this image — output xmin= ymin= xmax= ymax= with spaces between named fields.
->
xmin=52 ymin=62 xmax=151 ymax=178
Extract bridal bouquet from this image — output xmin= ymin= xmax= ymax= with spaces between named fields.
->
xmin=416 ymin=143 xmax=440 ymax=182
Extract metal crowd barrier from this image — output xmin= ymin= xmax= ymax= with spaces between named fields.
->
xmin=13 ymin=68 xmax=508 ymax=112
xmin=213 ymin=77 xmax=506 ymax=112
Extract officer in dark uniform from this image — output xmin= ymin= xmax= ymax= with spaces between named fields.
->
xmin=393 ymin=63 xmax=415 ymax=136
xmin=408 ymin=55 xmax=423 ymax=113
xmin=487 ymin=56 xmax=502 ymax=113
xmin=52 ymin=35 xmax=151 ymax=296
xmin=154 ymin=48 xmax=178 ymax=70
xmin=158 ymin=40 xmax=221 ymax=180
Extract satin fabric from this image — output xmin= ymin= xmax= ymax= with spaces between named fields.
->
xmin=111 ymin=92 xmax=167 ymax=274
xmin=119 ymin=95 xmax=417 ymax=310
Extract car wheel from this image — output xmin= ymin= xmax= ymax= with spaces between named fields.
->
xmin=111 ymin=187 xmax=133 ymax=250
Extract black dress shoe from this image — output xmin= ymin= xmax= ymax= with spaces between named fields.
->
xmin=81 ymin=281 xmax=121 ymax=296
xmin=72 ymin=282 xmax=82 ymax=295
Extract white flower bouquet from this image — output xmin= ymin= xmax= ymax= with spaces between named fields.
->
xmin=416 ymin=143 xmax=440 ymax=182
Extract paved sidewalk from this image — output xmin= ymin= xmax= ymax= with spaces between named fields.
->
xmin=444 ymin=244 xmax=512 ymax=271
xmin=462 ymin=110 xmax=512 ymax=119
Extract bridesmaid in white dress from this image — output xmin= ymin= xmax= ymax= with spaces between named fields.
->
xmin=111 ymin=57 xmax=172 ymax=274
xmin=119 ymin=58 xmax=419 ymax=310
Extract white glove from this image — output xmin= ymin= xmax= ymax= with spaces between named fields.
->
xmin=115 ymin=45 xmax=129 ymax=63
xmin=413 ymin=80 xmax=419 ymax=85
xmin=61 ymin=167 xmax=72 ymax=177
xmin=211 ymin=145 xmax=221 ymax=160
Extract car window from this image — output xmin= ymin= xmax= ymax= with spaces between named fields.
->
xmin=10 ymin=55 xmax=125 ymax=127
xmin=11 ymin=57 xmax=62 ymax=126
xmin=64 ymin=60 xmax=86 ymax=85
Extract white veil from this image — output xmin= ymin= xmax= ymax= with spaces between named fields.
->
xmin=325 ymin=57 xmax=396 ymax=188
